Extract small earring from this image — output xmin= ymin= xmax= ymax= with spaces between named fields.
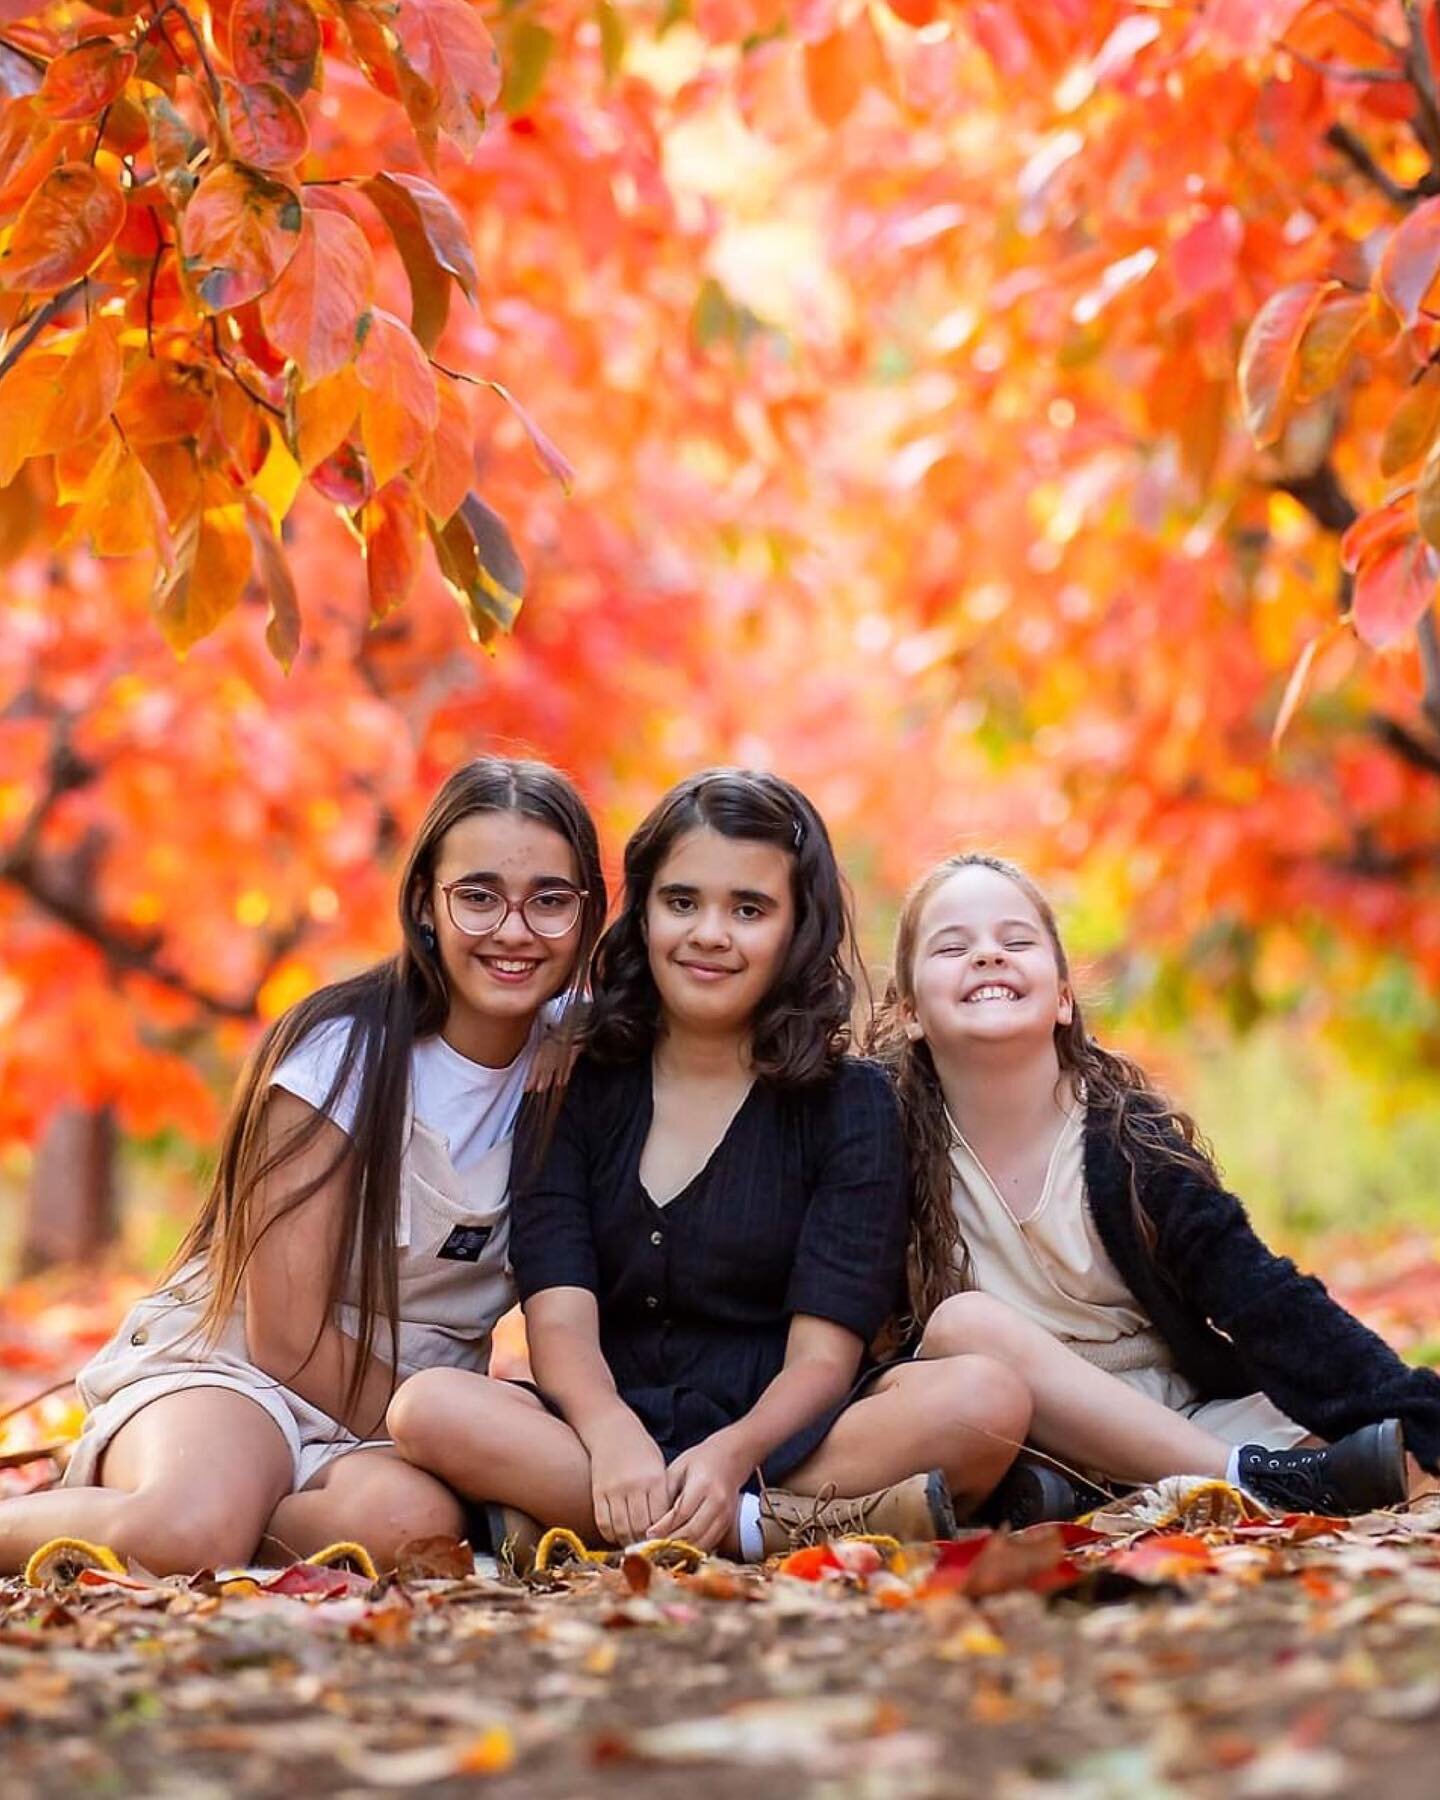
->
xmin=420 ymin=923 xmax=438 ymax=955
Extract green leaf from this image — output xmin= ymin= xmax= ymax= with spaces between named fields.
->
xmin=502 ymin=20 xmax=554 ymax=116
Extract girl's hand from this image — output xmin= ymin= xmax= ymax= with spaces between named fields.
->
xmin=651 ymin=1431 xmax=753 ymax=1551
xmin=587 ymin=1418 xmax=671 ymax=1546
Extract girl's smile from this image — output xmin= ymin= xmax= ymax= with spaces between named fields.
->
xmin=906 ymin=864 xmax=1072 ymax=1053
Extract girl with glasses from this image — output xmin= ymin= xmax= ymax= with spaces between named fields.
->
xmin=0 ymin=758 xmax=605 ymax=1578
xmin=388 ymin=771 xmax=1028 ymax=1563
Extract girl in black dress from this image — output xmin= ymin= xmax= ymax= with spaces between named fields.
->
xmin=388 ymin=772 xmax=1030 ymax=1558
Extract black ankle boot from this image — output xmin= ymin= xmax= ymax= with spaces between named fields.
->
xmin=984 ymin=1455 xmax=1111 ymax=1528
xmin=1235 ymin=1420 xmax=1407 ymax=1517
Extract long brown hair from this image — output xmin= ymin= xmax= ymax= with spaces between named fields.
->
xmin=586 ymin=768 xmax=858 ymax=1085
xmin=172 ymin=757 xmax=606 ymax=1415
xmin=870 ymin=852 xmax=1219 ymax=1325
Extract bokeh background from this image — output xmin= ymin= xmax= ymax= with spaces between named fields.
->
xmin=5 ymin=3 xmax=1440 ymax=1459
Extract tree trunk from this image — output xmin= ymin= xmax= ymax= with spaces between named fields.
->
xmin=20 ymin=1103 xmax=119 ymax=1274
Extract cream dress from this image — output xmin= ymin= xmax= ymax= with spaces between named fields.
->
xmin=949 ymin=1102 xmax=1308 ymax=1449
xmin=66 ymin=1033 xmax=525 ymax=1491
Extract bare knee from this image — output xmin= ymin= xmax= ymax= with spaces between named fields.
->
xmin=922 ymin=1292 xmax=1028 ymax=1363
xmin=333 ymin=1465 xmax=465 ymax=1566
xmin=386 ymin=1368 xmax=464 ymax=1466
xmin=115 ymin=1492 xmax=265 ymax=1574
xmin=923 ymin=1354 xmax=1032 ymax=1497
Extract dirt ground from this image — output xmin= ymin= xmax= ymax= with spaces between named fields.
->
xmin=5 ymin=1493 xmax=1440 ymax=1799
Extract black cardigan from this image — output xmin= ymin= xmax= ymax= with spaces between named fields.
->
xmin=1083 ymin=1105 xmax=1440 ymax=1472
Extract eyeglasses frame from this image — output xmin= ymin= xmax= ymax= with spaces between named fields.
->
xmin=436 ymin=879 xmax=590 ymax=940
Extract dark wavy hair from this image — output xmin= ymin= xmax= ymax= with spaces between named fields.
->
xmin=171 ymin=757 xmax=606 ymax=1422
xmin=870 ymin=852 xmax=1221 ymax=1325
xmin=585 ymin=768 xmax=858 ymax=1084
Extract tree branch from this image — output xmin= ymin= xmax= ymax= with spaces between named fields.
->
xmin=1324 ymin=123 xmax=1426 ymax=205
xmin=1275 ymin=460 xmax=1360 ymax=535
xmin=0 ymin=281 xmax=88 ymax=381
xmin=1404 ymin=1 xmax=1440 ymax=166
xmin=1369 ymin=712 xmax=1440 ymax=778
xmin=0 ymin=712 xmax=307 ymax=1022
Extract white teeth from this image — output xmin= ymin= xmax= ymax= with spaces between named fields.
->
xmin=966 ymin=985 xmax=1020 ymax=1003
xmin=486 ymin=960 xmax=536 ymax=973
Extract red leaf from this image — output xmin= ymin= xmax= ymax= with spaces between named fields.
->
xmin=1237 ymin=281 xmax=1328 ymax=447
xmin=309 ymin=436 xmax=374 ymax=507
xmin=356 ymin=309 xmax=439 ymax=485
xmin=220 ymin=77 xmax=310 ymax=171
xmin=0 ymin=160 xmax=124 ymax=291
xmin=228 ymin=0 xmax=321 ymax=101
xmin=37 ymin=39 xmax=137 ymax=120
xmin=393 ymin=0 xmax=502 ymax=155
xmin=1378 ymin=196 xmax=1440 ymax=327
xmin=179 ymin=161 xmax=303 ymax=311
xmin=363 ymin=476 xmax=425 ymax=619
xmin=260 ymin=1560 xmax=373 ymax=1597
xmin=260 ymin=204 xmax=373 ymax=379
xmin=485 ymin=379 xmax=574 ymax=492
xmin=774 ymin=1544 xmax=843 ymax=1580
xmin=884 ymin=0 xmax=939 ymax=22
xmin=361 ymin=169 xmax=477 ymax=351
xmin=1352 ymin=535 xmax=1438 ymax=648
xmin=1341 ymin=492 xmax=1414 ymax=572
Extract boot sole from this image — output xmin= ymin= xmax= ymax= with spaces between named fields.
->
xmin=926 ymin=1469 xmax=960 ymax=1538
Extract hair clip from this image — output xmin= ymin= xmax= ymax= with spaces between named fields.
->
xmin=792 ymin=817 xmax=804 ymax=849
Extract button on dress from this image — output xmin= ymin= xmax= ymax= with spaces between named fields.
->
xmin=511 ymin=1054 xmax=909 ymax=1483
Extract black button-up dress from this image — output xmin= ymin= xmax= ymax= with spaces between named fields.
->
xmin=510 ymin=1053 xmax=909 ymax=1483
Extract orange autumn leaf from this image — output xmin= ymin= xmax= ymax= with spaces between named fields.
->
xmin=363 ymin=475 xmax=426 ymax=618
xmin=30 ymin=315 xmax=125 ymax=456
xmin=219 ymin=77 xmax=311 ymax=172
xmin=0 ymin=161 xmax=125 ymax=292
xmin=37 ymin=40 xmax=138 ymax=122
xmin=289 ymin=364 xmax=362 ymax=471
xmin=261 ymin=205 xmax=374 ymax=380
xmin=1237 ymin=281 xmax=1328 ymax=447
xmin=179 ymin=161 xmax=303 ymax=312
xmin=414 ymin=377 xmax=473 ymax=522
xmin=153 ymin=503 xmax=255 ymax=652
xmin=355 ymin=309 xmax=439 ymax=486
xmin=228 ymin=0 xmax=322 ymax=101
xmin=392 ymin=0 xmax=502 ymax=155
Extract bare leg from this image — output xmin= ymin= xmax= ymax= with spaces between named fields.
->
xmin=387 ymin=1370 xmax=599 ymax=1537
xmin=0 ymin=1389 xmax=294 ymax=1576
xmin=922 ymin=1293 xmax=1230 ymax=1484
xmin=782 ymin=1354 xmax=1031 ymax=1512
xmin=260 ymin=1446 xmax=466 ymax=1569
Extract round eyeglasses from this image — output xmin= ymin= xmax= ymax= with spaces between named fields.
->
xmin=439 ymin=882 xmax=587 ymax=940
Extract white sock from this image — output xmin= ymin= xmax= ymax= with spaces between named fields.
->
xmin=1225 ymin=1447 xmax=1244 ymax=1489
xmin=737 ymin=1492 xmax=764 ymax=1563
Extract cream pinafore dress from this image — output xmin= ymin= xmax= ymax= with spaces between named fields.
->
xmin=949 ymin=1101 xmax=1309 ymax=1450
xmin=66 ymin=1118 xmax=516 ymax=1491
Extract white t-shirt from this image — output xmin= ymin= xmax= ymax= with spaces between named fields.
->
xmin=272 ymin=1014 xmax=548 ymax=1171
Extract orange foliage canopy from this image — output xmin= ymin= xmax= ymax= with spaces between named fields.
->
xmin=0 ymin=0 xmax=538 ymax=656
xmin=4 ymin=0 xmax=1440 ymax=1153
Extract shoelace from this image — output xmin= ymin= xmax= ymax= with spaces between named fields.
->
xmin=757 ymin=1480 xmax=879 ymax=1546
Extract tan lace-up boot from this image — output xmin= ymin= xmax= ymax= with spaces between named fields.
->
xmin=757 ymin=1469 xmax=958 ymax=1557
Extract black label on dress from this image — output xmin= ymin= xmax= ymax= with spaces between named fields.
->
xmin=437 ymin=1224 xmax=493 ymax=1262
